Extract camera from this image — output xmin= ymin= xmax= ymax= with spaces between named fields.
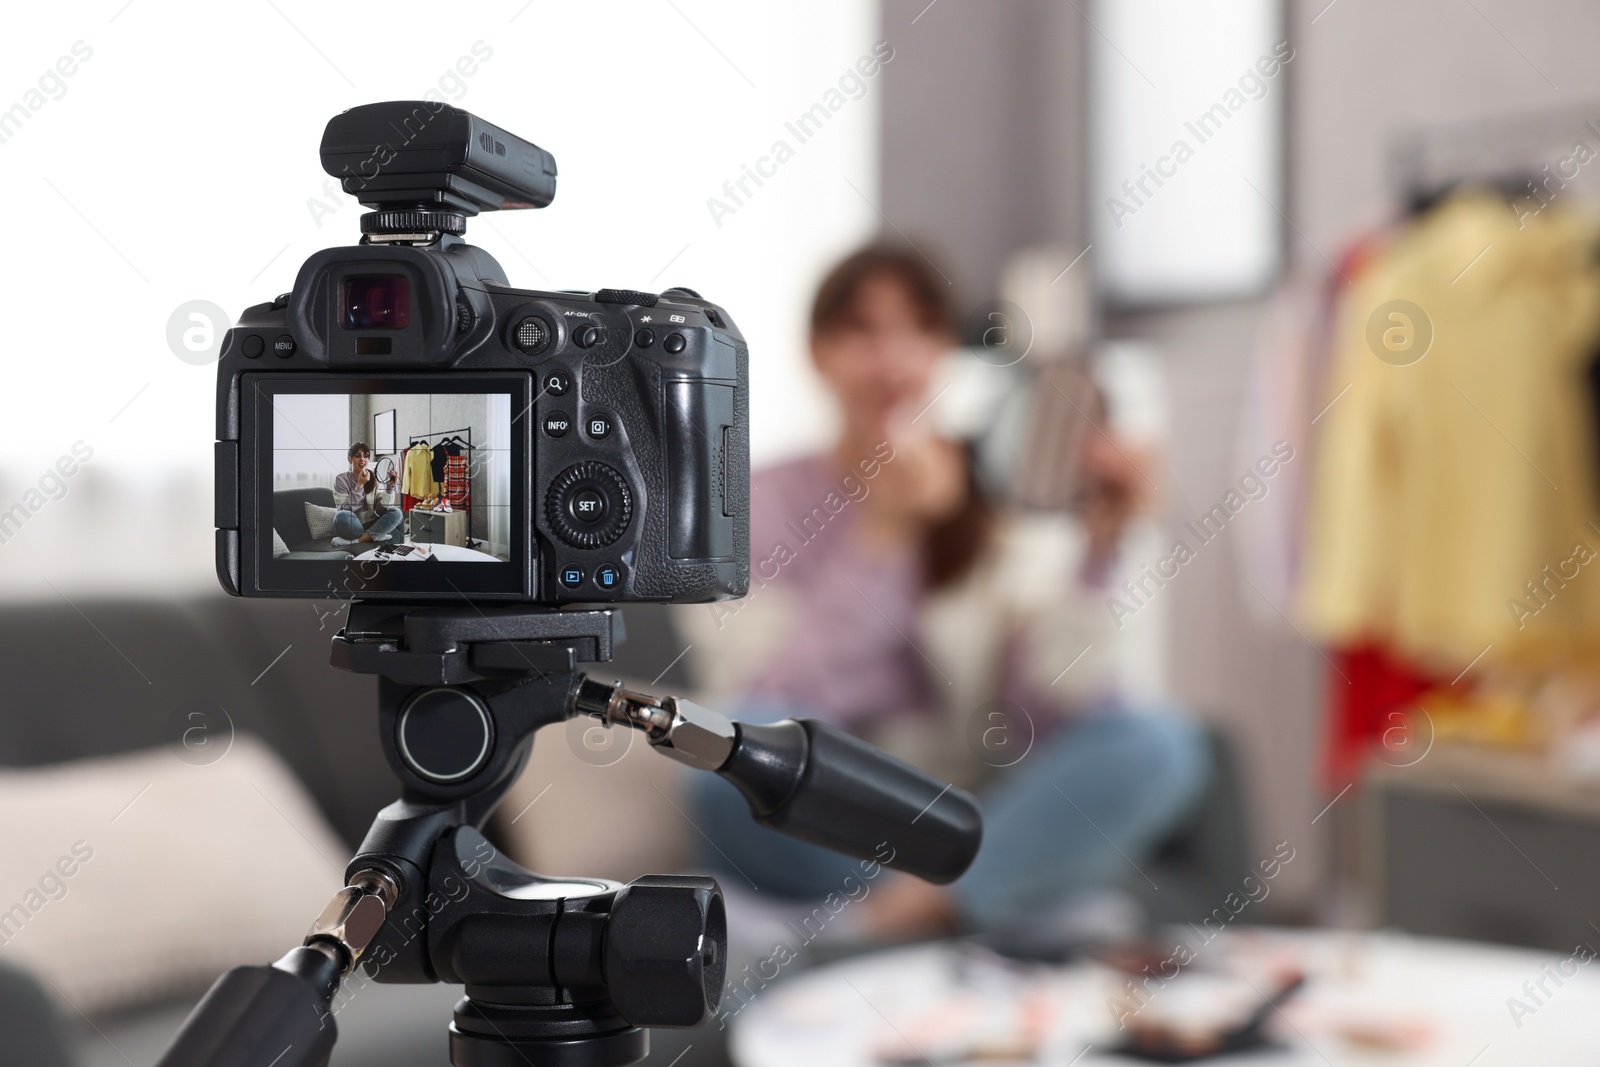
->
xmin=214 ymin=101 xmax=749 ymax=604
xmin=170 ymin=102 xmax=979 ymax=1067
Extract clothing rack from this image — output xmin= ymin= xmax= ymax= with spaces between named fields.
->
xmin=408 ymin=426 xmax=473 ymax=450
xmin=405 ymin=428 xmax=478 ymax=547
xmin=1390 ymin=101 xmax=1600 ymax=213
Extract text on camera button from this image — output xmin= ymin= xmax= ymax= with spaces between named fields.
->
xmin=569 ymin=488 xmax=607 ymax=524
xmin=543 ymin=412 xmax=571 ymax=438
xmin=272 ymin=334 xmax=297 ymax=358
xmin=585 ymin=413 xmax=612 ymax=440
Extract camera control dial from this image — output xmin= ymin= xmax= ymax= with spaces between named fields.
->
xmin=546 ymin=461 xmax=632 ymax=548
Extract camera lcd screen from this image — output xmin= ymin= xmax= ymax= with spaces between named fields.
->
xmin=343 ymin=275 xmax=411 ymax=329
xmin=248 ymin=376 xmax=531 ymax=598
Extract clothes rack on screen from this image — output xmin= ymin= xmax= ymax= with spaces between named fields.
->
xmin=402 ymin=427 xmax=479 ymax=548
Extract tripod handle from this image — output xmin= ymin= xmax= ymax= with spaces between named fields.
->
xmin=720 ymin=718 xmax=983 ymax=884
xmin=575 ymin=680 xmax=984 ymax=884
xmin=155 ymin=947 xmax=339 ymax=1067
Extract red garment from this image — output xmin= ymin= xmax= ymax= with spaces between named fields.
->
xmin=443 ymin=454 xmax=470 ymax=509
xmin=1324 ymin=642 xmax=1446 ymax=788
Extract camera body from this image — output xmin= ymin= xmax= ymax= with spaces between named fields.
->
xmin=214 ymin=102 xmax=749 ymax=604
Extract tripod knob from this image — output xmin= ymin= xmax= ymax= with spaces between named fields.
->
xmin=603 ymin=876 xmax=725 ymax=1028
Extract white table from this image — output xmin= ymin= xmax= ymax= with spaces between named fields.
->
xmin=731 ymin=929 xmax=1600 ymax=1066
xmin=351 ymin=543 xmax=501 ymax=562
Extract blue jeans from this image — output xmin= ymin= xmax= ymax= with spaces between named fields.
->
xmin=334 ymin=507 xmax=403 ymax=541
xmin=689 ymin=704 xmax=1209 ymax=933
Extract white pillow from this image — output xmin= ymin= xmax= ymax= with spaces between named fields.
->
xmin=271 ymin=527 xmax=291 ymax=558
xmin=303 ymin=501 xmax=339 ymax=541
xmin=0 ymin=736 xmax=348 ymax=1015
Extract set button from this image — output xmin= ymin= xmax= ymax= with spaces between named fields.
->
xmin=568 ymin=488 xmax=608 ymax=525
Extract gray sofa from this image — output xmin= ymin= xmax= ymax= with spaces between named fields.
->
xmin=273 ymin=486 xmax=356 ymax=558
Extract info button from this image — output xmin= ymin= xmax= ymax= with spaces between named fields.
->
xmin=543 ymin=411 xmax=571 ymax=438
xmin=569 ymin=488 xmax=608 ymax=525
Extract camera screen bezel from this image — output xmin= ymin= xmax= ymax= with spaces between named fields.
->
xmin=243 ymin=372 xmax=534 ymax=600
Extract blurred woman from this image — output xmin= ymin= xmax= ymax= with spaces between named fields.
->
xmin=687 ymin=245 xmax=1209 ymax=940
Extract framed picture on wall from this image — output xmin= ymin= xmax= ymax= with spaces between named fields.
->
xmin=374 ymin=408 xmax=396 ymax=455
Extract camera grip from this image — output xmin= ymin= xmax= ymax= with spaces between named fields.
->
xmin=718 ymin=718 xmax=982 ymax=884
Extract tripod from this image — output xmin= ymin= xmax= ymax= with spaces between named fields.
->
xmin=157 ymin=603 xmax=982 ymax=1067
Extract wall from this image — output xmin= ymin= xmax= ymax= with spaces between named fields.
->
xmin=880 ymin=0 xmax=1088 ymax=309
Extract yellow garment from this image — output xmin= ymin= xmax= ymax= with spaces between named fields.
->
xmin=403 ymin=444 xmax=438 ymax=498
xmin=1302 ymin=193 xmax=1600 ymax=672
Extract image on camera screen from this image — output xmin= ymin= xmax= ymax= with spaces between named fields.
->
xmin=270 ymin=391 xmax=512 ymax=563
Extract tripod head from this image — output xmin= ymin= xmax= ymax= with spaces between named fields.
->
xmin=158 ymin=604 xmax=982 ymax=1067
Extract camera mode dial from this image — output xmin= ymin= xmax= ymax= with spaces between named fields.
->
xmin=546 ymin=461 xmax=632 ymax=549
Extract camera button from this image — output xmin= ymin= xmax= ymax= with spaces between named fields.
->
xmin=569 ymin=488 xmax=608 ymax=524
xmin=585 ymin=413 xmax=613 ymax=440
xmin=559 ymin=564 xmax=585 ymax=589
xmin=634 ymin=328 xmax=656 ymax=348
xmin=272 ymin=334 xmax=297 ymax=358
xmin=574 ymin=323 xmax=603 ymax=348
xmin=515 ymin=315 xmax=552 ymax=355
xmin=546 ymin=462 xmax=632 ymax=548
xmin=543 ymin=411 xmax=571 ymax=438
xmin=595 ymin=564 xmax=621 ymax=590
xmin=663 ymin=332 xmax=687 ymax=354
xmin=543 ymin=370 xmax=572 ymax=397
xmin=241 ymin=334 xmax=265 ymax=358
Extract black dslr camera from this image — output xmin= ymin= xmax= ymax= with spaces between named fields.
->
xmin=172 ymin=103 xmax=979 ymax=1067
xmin=214 ymin=100 xmax=748 ymax=605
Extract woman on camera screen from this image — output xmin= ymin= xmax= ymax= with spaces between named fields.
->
xmin=686 ymin=245 xmax=1210 ymax=942
xmin=331 ymin=442 xmax=402 ymax=547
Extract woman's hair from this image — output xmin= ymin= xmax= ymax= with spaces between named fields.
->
xmin=348 ymin=442 xmax=374 ymax=492
xmin=811 ymin=244 xmax=990 ymax=591
xmin=810 ymin=244 xmax=956 ymax=338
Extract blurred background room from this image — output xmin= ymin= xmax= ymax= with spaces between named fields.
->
xmin=5 ymin=1 xmax=1600 ymax=1064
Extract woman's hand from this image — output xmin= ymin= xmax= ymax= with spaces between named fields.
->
xmin=859 ymin=418 xmax=967 ymax=535
xmin=1079 ymin=429 xmax=1156 ymax=568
